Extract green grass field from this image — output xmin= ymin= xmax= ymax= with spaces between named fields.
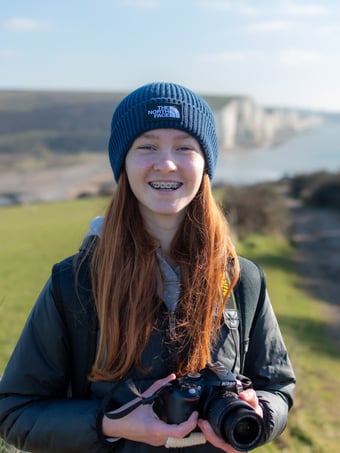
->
xmin=1 ymin=198 xmax=339 ymax=452
xmin=238 ymin=236 xmax=340 ymax=452
xmin=0 ymin=198 xmax=108 ymax=365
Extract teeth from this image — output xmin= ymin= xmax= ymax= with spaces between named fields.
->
xmin=150 ymin=182 xmax=181 ymax=190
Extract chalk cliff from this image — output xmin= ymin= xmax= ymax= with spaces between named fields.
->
xmin=211 ymin=97 xmax=323 ymax=152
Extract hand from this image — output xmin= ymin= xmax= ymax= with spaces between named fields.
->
xmin=239 ymin=388 xmax=263 ymax=418
xmin=102 ymin=374 xmax=199 ymax=446
xmin=197 ymin=388 xmax=263 ymax=453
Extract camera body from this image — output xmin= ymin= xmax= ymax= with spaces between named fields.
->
xmin=153 ymin=361 xmax=264 ymax=451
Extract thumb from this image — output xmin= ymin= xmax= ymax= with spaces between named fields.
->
xmin=143 ymin=374 xmax=177 ymax=398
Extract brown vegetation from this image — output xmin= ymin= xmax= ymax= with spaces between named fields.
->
xmin=216 ymin=171 xmax=340 ymax=240
xmin=289 ymin=170 xmax=340 ymax=210
xmin=218 ymin=182 xmax=291 ymax=239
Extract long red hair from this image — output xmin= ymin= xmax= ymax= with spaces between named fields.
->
xmin=90 ymin=171 xmax=239 ymax=381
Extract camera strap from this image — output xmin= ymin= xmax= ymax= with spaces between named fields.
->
xmin=102 ymin=382 xmax=207 ymax=448
xmin=165 ymin=433 xmax=206 ymax=448
xmin=102 ymin=380 xmax=171 ymax=420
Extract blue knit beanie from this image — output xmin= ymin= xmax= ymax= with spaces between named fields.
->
xmin=108 ymin=82 xmax=218 ymax=182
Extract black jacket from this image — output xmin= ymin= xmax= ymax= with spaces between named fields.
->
xmin=0 ymin=248 xmax=295 ymax=453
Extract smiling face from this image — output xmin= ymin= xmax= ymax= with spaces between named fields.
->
xmin=125 ymin=128 xmax=205 ymax=229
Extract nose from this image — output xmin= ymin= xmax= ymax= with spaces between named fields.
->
xmin=153 ymin=150 xmax=177 ymax=172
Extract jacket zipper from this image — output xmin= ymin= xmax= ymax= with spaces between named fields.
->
xmin=167 ymin=311 xmax=177 ymax=371
xmin=168 ymin=311 xmax=176 ymax=338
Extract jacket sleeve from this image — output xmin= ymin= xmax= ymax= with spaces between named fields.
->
xmin=0 ymin=278 xmax=112 ymax=453
xmin=244 ymin=287 xmax=296 ymax=443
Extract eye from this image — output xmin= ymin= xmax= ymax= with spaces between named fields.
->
xmin=177 ymin=145 xmax=201 ymax=154
xmin=136 ymin=144 xmax=157 ymax=151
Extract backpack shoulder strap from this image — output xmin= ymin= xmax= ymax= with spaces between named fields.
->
xmin=233 ymin=256 xmax=266 ymax=372
xmin=51 ymin=248 xmax=98 ymax=398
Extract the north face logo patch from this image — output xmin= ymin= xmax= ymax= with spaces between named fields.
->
xmin=146 ymin=103 xmax=182 ymax=121
xmin=223 ymin=309 xmax=239 ymax=330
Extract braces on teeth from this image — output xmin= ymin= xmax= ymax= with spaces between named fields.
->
xmin=151 ymin=182 xmax=179 ymax=189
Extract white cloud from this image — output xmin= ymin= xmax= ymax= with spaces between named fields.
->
xmin=312 ymin=25 xmax=340 ymax=36
xmin=278 ymin=49 xmax=324 ymax=65
xmin=4 ymin=17 xmax=48 ymax=31
xmin=197 ymin=0 xmax=257 ymax=16
xmin=278 ymin=1 xmax=329 ymax=16
xmin=198 ymin=51 xmax=244 ymax=63
xmin=246 ymin=20 xmax=294 ymax=33
xmin=197 ymin=0 xmax=232 ymax=11
xmin=197 ymin=50 xmax=257 ymax=63
xmin=237 ymin=5 xmax=257 ymax=16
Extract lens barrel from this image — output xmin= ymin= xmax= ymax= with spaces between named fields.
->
xmin=206 ymin=397 xmax=264 ymax=451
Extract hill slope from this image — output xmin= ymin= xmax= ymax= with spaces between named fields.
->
xmin=0 ymin=90 xmax=322 ymax=159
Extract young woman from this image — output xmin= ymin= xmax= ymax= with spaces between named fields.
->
xmin=0 ymin=82 xmax=295 ymax=452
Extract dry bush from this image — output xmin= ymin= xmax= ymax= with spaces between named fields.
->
xmin=219 ymin=182 xmax=290 ymax=239
xmin=290 ymin=171 xmax=340 ymax=210
xmin=289 ymin=171 xmax=333 ymax=199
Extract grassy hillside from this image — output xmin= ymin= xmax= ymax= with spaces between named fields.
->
xmin=0 ymin=91 xmax=119 ymax=172
xmin=0 ymin=90 xmax=237 ymax=173
xmin=0 ymin=198 xmax=107 ymax=363
xmin=238 ymin=236 xmax=340 ymax=452
xmin=0 ymin=198 xmax=339 ymax=452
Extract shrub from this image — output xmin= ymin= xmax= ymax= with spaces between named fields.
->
xmin=290 ymin=171 xmax=340 ymax=210
xmin=219 ymin=182 xmax=290 ymax=239
xmin=305 ymin=177 xmax=340 ymax=210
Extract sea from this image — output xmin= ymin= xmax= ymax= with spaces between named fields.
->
xmin=214 ymin=116 xmax=340 ymax=186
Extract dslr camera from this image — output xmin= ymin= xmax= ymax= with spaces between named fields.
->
xmin=154 ymin=361 xmax=264 ymax=451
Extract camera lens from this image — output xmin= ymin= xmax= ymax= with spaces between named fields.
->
xmin=206 ymin=398 xmax=264 ymax=451
xmin=222 ymin=408 xmax=263 ymax=451
xmin=233 ymin=415 xmax=262 ymax=446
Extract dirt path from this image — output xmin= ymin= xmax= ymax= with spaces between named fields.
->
xmin=289 ymin=202 xmax=340 ymax=350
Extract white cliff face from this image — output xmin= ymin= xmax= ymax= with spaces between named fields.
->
xmin=213 ymin=98 xmax=323 ymax=152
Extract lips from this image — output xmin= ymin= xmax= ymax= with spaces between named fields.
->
xmin=149 ymin=182 xmax=182 ymax=190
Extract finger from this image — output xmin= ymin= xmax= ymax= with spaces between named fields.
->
xmin=239 ymin=390 xmax=263 ymax=417
xmin=143 ymin=373 xmax=176 ymax=398
xmin=198 ymin=419 xmax=236 ymax=452
xmin=160 ymin=411 xmax=199 ymax=440
xmin=176 ymin=410 xmax=198 ymax=435
xmin=239 ymin=388 xmax=259 ymax=405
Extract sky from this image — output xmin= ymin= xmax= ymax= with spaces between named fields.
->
xmin=1 ymin=0 xmax=340 ymax=112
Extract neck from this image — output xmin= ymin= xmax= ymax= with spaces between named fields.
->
xmin=142 ymin=213 xmax=183 ymax=257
